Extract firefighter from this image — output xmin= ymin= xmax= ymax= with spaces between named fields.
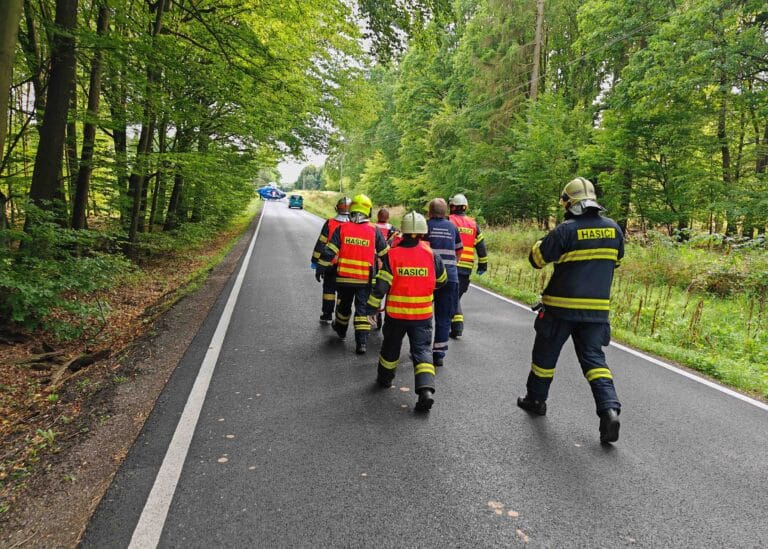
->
xmin=516 ymin=177 xmax=623 ymax=444
xmin=448 ymin=194 xmax=488 ymax=338
xmin=366 ymin=211 xmax=447 ymax=412
xmin=311 ymin=197 xmax=351 ymax=324
xmin=374 ymin=208 xmax=397 ymax=243
xmin=317 ymin=194 xmax=388 ymax=354
xmin=426 ymin=198 xmax=463 ymax=367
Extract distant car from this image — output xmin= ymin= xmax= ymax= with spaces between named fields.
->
xmin=257 ymin=184 xmax=286 ymax=201
xmin=288 ymin=195 xmax=304 ymax=209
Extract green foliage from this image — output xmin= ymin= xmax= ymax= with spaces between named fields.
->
xmin=0 ymin=215 xmax=133 ymax=336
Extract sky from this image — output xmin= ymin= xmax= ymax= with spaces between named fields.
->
xmin=277 ymin=150 xmax=328 ymax=185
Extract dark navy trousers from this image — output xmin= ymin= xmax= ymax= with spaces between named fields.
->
xmin=433 ymin=281 xmax=459 ymax=360
xmin=526 ymin=310 xmax=621 ymax=414
xmin=377 ymin=317 xmax=435 ymax=392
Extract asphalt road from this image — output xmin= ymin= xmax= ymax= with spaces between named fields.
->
xmin=82 ymin=201 xmax=768 ymax=548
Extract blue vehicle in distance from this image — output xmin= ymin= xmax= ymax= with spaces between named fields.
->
xmin=257 ymin=183 xmax=286 ymax=201
xmin=288 ymin=194 xmax=304 ymax=209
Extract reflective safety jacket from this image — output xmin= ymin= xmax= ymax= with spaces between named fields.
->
xmin=319 ymin=221 xmax=388 ymax=285
xmin=449 ymin=213 xmax=488 ymax=275
xmin=311 ymin=215 xmax=348 ymax=265
xmin=529 ymin=211 xmax=624 ymax=322
xmin=368 ymin=239 xmax=447 ymax=320
xmin=374 ymin=222 xmax=397 ymax=243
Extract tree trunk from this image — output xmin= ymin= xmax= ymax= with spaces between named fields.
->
xmin=65 ymin=89 xmax=79 ymax=204
xmin=137 ymin=118 xmax=156 ymax=233
xmin=72 ymin=3 xmax=108 ymax=229
xmin=717 ymin=84 xmax=735 ymax=236
xmin=164 ymin=130 xmax=191 ymax=231
xmin=26 ymin=0 xmax=78 ymax=227
xmin=127 ymin=0 xmax=165 ymax=245
xmin=19 ymin=0 xmax=46 ymax=124
xmin=0 ymin=0 xmax=24 ymax=158
xmin=529 ymin=0 xmax=545 ymax=102
xmin=149 ymin=118 xmax=168 ymax=228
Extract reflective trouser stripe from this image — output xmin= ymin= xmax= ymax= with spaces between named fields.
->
xmin=452 ymin=314 xmax=464 ymax=323
xmin=414 ymin=363 xmax=435 ymax=376
xmin=379 ymin=355 xmax=399 ymax=370
xmin=323 ymin=293 xmax=335 ymax=301
xmin=585 ymin=367 xmax=613 ymax=382
xmin=336 ymin=312 xmax=350 ymax=326
xmin=433 ymin=341 xmax=448 ymax=350
xmin=354 ymin=316 xmax=371 ymax=332
xmin=531 ymin=363 xmax=555 ymax=378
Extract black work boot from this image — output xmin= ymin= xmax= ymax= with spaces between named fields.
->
xmin=415 ymin=389 xmax=434 ymax=412
xmin=355 ymin=341 xmax=367 ymax=355
xmin=599 ymin=409 xmax=620 ymax=444
xmin=331 ymin=322 xmax=346 ymax=340
xmin=433 ymin=353 xmax=444 ymax=368
xmin=517 ymin=394 xmax=547 ymax=415
xmin=449 ymin=330 xmax=462 ymax=339
xmin=376 ymin=376 xmax=392 ymax=388
xmin=319 ymin=313 xmax=332 ymax=325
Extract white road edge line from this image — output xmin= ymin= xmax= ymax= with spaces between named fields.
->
xmin=470 ymin=283 xmax=768 ymax=412
xmin=128 ymin=204 xmax=267 ymax=549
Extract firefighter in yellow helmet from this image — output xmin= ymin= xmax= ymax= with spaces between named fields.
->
xmin=448 ymin=193 xmax=488 ymax=338
xmin=517 ymin=177 xmax=624 ymax=444
xmin=367 ymin=212 xmax=447 ymax=412
xmin=311 ymin=197 xmax=351 ymax=324
xmin=317 ymin=194 xmax=388 ymax=354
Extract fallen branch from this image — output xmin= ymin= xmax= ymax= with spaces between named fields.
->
xmin=15 ymin=351 xmax=66 ymax=365
xmin=48 ymin=350 xmax=111 ymax=390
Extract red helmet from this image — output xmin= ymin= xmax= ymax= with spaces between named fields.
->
xmin=336 ymin=196 xmax=352 ymax=214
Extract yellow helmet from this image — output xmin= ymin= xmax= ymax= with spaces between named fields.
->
xmin=350 ymin=193 xmax=373 ymax=216
xmin=560 ymin=177 xmax=602 ymax=212
xmin=400 ymin=211 xmax=428 ymax=235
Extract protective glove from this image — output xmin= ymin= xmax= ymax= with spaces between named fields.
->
xmin=315 ymin=268 xmax=324 ymax=283
xmin=310 ymin=263 xmax=317 ymax=270
xmin=477 ymin=266 xmax=487 ymax=276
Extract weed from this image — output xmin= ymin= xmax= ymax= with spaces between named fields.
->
xmin=112 ymin=375 xmax=129 ymax=384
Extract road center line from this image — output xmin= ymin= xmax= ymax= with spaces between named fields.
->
xmin=128 ymin=204 xmax=267 ymax=549
xmin=470 ymin=283 xmax=768 ymax=412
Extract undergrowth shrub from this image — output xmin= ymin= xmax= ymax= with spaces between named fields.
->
xmin=0 ymin=222 xmax=132 ymax=338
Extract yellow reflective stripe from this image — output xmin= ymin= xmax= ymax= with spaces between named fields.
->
xmin=585 ymin=368 xmax=613 ymax=382
xmin=368 ymin=296 xmax=382 ymax=308
xmin=542 ymin=295 xmax=610 ymax=310
xmin=336 ymin=312 xmax=350 ymax=321
xmin=388 ymin=295 xmax=433 ymax=304
xmin=557 ymin=248 xmax=618 ymax=264
xmin=327 ymin=243 xmax=339 ymax=254
xmin=531 ymin=241 xmax=546 ymax=268
xmin=387 ymin=306 xmax=433 ymax=315
xmin=531 ymin=363 xmax=555 ymax=378
xmin=436 ymin=270 xmax=447 ymax=284
xmin=312 ymin=251 xmax=321 ymax=259
xmin=474 ymin=233 xmax=485 ymax=244
xmin=457 ymin=261 xmax=474 ymax=269
xmin=378 ymin=246 xmax=389 ymax=257
xmin=414 ymin=363 xmax=436 ymax=376
xmin=338 ymin=267 xmax=370 ymax=276
xmin=339 ymin=258 xmax=371 ymax=267
xmin=377 ymin=270 xmax=393 ymax=283
xmin=379 ymin=355 xmax=399 ymax=369
xmin=336 ymin=277 xmax=368 ymax=285
xmin=452 ymin=314 xmax=464 ymax=322
xmin=323 ymin=293 xmax=335 ymax=300
xmin=318 ymin=259 xmax=331 ymax=267
xmin=319 ymin=235 xmax=328 ymax=243
xmin=477 ymin=256 xmax=488 ymax=264
xmin=459 ymin=250 xmax=475 ymax=260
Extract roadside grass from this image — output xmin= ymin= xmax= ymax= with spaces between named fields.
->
xmin=296 ymin=190 xmax=405 ymax=222
xmin=0 ymin=198 xmax=262 ymax=514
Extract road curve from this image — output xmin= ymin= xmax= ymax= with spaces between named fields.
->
xmin=82 ymin=201 xmax=768 ymax=548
